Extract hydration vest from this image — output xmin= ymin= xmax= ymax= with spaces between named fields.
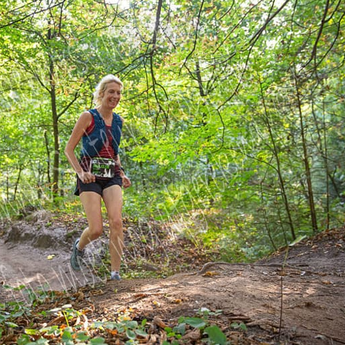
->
xmin=80 ymin=108 xmax=123 ymax=158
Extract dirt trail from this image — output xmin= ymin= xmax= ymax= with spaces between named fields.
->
xmin=0 ymin=241 xmax=103 ymax=297
xmin=0 ymin=216 xmax=345 ymax=344
xmin=0 ymin=212 xmax=106 ymax=299
xmin=90 ymin=262 xmax=345 ymax=344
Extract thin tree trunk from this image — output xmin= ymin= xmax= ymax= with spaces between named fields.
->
xmin=6 ymin=173 xmax=9 ymax=201
xmin=44 ymin=130 xmax=51 ymax=184
xmin=36 ymin=162 xmax=44 ymax=199
xmin=195 ymin=60 xmax=214 ymax=205
xmin=259 ymin=181 xmax=278 ymax=250
xmin=294 ymin=70 xmax=318 ymax=233
xmin=49 ymin=58 xmax=60 ymax=197
xmin=139 ymin=161 xmax=146 ymax=189
xmin=311 ymin=98 xmax=331 ymax=229
xmin=13 ymin=165 xmax=23 ymax=201
xmin=259 ymin=82 xmax=296 ymax=240
xmin=322 ymin=100 xmax=330 ymax=230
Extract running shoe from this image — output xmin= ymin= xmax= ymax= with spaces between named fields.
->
xmin=70 ymin=238 xmax=84 ymax=271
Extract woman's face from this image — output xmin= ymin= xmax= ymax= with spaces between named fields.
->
xmin=101 ymin=82 xmax=122 ymax=109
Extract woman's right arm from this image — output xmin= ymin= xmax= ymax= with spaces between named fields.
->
xmin=64 ymin=111 xmax=95 ymax=183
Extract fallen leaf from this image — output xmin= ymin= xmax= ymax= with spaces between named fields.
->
xmin=153 ymin=316 xmax=167 ymax=329
xmin=182 ymin=328 xmax=201 ymax=341
xmin=47 ymin=315 xmax=65 ymax=326
xmin=172 ymin=299 xmax=182 ymax=304
xmin=90 ymin=289 xmax=105 ymax=296
xmin=73 ymin=291 xmax=84 ymax=301
xmin=134 ymin=293 xmax=148 ymax=299
xmin=202 ymin=271 xmax=220 ymax=277
xmin=106 ymin=329 xmax=118 ymax=335
xmin=148 ymin=334 xmax=157 ymax=342
xmin=152 ymin=300 xmax=161 ymax=307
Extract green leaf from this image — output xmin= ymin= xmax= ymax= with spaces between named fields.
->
xmin=12 ymin=311 xmax=25 ymax=318
xmin=135 ymin=329 xmax=148 ymax=337
xmin=22 ymin=339 xmax=49 ymax=345
xmin=173 ymin=322 xmax=186 ymax=335
xmin=35 ymin=339 xmax=50 ymax=345
xmin=61 ymin=331 xmax=73 ymax=341
xmin=0 ymin=314 xmax=8 ymax=322
xmin=5 ymin=321 xmax=19 ymax=328
xmin=289 ymin=235 xmax=307 ymax=247
xmin=124 ymin=320 xmax=138 ymax=329
xmin=204 ymin=325 xmax=227 ymax=345
xmin=16 ymin=334 xmax=30 ymax=345
xmin=183 ymin=317 xmax=206 ymax=329
xmin=90 ymin=338 xmax=107 ymax=344
xmin=104 ymin=321 xmax=117 ymax=329
xmin=13 ymin=285 xmax=26 ymax=291
xmin=25 ymin=328 xmax=40 ymax=335
xmin=40 ymin=325 xmax=59 ymax=335
xmin=76 ymin=332 xmax=90 ymax=341
xmin=92 ymin=321 xmax=105 ymax=328
xmin=126 ymin=329 xmax=136 ymax=339
xmin=231 ymin=322 xmax=247 ymax=331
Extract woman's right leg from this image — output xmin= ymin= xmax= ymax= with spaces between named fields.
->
xmin=78 ymin=191 xmax=103 ymax=250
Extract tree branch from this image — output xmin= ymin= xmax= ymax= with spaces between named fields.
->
xmin=57 ymin=91 xmax=80 ymax=120
xmin=314 ymin=11 xmax=345 ymax=70
xmin=0 ymin=0 xmax=66 ymax=29
xmin=248 ymin=0 xmax=290 ymax=47
xmin=152 ymin=0 xmax=163 ymax=48
xmin=213 ymin=0 xmax=264 ymax=55
xmin=303 ymin=0 xmax=330 ymax=68
xmin=180 ymin=0 xmax=205 ymax=74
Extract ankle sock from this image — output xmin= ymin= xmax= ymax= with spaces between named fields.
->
xmin=76 ymin=240 xmax=82 ymax=252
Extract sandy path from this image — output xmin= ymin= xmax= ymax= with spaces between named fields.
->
xmin=0 ymin=241 xmax=103 ymax=301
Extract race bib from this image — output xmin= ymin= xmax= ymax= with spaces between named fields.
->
xmin=91 ymin=158 xmax=116 ymax=178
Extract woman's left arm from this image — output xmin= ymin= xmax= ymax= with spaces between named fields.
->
xmin=116 ymin=155 xmax=131 ymax=189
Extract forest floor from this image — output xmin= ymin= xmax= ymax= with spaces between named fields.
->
xmin=0 ymin=210 xmax=344 ymax=345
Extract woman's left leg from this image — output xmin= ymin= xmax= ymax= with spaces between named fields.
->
xmin=102 ymin=185 xmax=124 ymax=272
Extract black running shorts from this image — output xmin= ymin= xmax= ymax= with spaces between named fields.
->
xmin=74 ymin=175 xmax=123 ymax=196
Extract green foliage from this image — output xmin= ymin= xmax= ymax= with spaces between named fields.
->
xmin=231 ymin=322 xmax=248 ymax=331
xmin=177 ymin=317 xmax=207 ymax=329
xmin=164 ymin=310 xmax=228 ymax=344
xmin=1 ymin=0 xmax=345 ymax=260
xmin=6 ymin=305 xmax=149 ymax=344
xmin=1 ymin=287 xmax=231 ymax=345
xmin=204 ymin=326 xmax=228 ymax=345
xmin=0 ymin=293 xmax=31 ymax=341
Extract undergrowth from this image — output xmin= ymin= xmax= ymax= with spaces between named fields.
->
xmin=0 ymin=285 xmax=233 ymax=345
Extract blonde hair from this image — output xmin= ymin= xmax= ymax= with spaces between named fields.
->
xmin=93 ymin=74 xmax=123 ymax=106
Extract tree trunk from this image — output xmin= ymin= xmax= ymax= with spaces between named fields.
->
xmin=294 ymin=71 xmax=318 ymax=233
xmin=44 ymin=130 xmax=51 ymax=184
xmin=311 ymin=98 xmax=331 ymax=230
xmin=13 ymin=165 xmax=23 ymax=201
xmin=259 ymin=182 xmax=278 ymax=250
xmin=49 ymin=59 xmax=60 ymax=197
xmin=259 ymin=82 xmax=296 ymax=240
xmin=195 ymin=61 xmax=214 ymax=205
xmin=6 ymin=173 xmax=9 ymax=201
